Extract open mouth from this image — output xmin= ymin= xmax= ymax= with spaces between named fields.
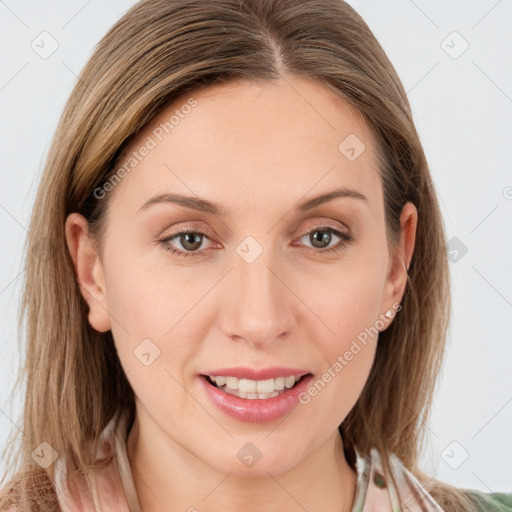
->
xmin=201 ymin=373 xmax=312 ymax=400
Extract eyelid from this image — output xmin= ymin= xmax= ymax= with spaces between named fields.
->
xmin=295 ymin=219 xmax=350 ymax=237
xmin=160 ymin=220 xmax=348 ymax=242
xmin=160 ymin=221 xmax=216 ymax=239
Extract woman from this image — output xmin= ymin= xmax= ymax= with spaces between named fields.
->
xmin=1 ymin=1 xmax=510 ymax=511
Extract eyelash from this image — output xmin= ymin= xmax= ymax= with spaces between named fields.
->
xmin=158 ymin=225 xmax=353 ymax=258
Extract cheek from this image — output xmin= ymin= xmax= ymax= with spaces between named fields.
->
xmin=103 ymin=260 xmax=202 ymax=418
xmin=297 ymin=270 xmax=381 ymax=428
xmin=299 ymin=253 xmax=386 ymax=348
xmin=292 ymin=252 xmax=385 ymax=416
xmin=103 ymin=254 xmax=212 ymax=379
xmin=104 ymin=247 xmax=201 ymax=334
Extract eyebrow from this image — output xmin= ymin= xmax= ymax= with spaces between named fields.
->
xmin=137 ymin=186 xmax=367 ymax=216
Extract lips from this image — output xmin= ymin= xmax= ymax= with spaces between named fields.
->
xmin=198 ymin=371 xmax=315 ymax=423
xmin=199 ymin=366 xmax=311 ymax=381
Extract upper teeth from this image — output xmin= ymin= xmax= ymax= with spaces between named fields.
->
xmin=209 ymin=375 xmax=302 ymax=393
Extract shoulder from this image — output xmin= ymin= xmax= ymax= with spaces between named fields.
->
xmin=463 ymin=488 xmax=512 ymax=512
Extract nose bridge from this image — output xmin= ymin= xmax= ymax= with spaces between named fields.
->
xmin=220 ymin=240 xmax=295 ymax=348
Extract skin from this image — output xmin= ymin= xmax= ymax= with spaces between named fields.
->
xmin=65 ymin=74 xmax=417 ymax=512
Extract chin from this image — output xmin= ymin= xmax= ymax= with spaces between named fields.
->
xmin=205 ymin=448 xmax=300 ymax=478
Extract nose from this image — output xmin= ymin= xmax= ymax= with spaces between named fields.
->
xmin=218 ymin=245 xmax=297 ymax=350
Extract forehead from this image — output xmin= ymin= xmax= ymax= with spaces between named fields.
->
xmin=110 ymin=75 xmax=382 ymax=215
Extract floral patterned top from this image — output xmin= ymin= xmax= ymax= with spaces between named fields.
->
xmin=49 ymin=407 xmax=511 ymax=512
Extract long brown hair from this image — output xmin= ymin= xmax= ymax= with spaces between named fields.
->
xmin=1 ymin=0 xmax=477 ymax=510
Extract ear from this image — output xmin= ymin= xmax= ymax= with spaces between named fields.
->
xmin=380 ymin=201 xmax=417 ymax=328
xmin=65 ymin=213 xmax=111 ymax=332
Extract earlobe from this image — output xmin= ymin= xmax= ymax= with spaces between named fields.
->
xmin=65 ymin=213 xmax=111 ymax=333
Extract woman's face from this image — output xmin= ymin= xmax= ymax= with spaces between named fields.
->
xmin=67 ymin=75 xmax=416 ymax=477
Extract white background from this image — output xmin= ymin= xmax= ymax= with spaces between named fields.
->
xmin=1 ymin=0 xmax=511 ymax=494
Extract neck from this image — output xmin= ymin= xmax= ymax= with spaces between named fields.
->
xmin=126 ymin=409 xmax=357 ymax=512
